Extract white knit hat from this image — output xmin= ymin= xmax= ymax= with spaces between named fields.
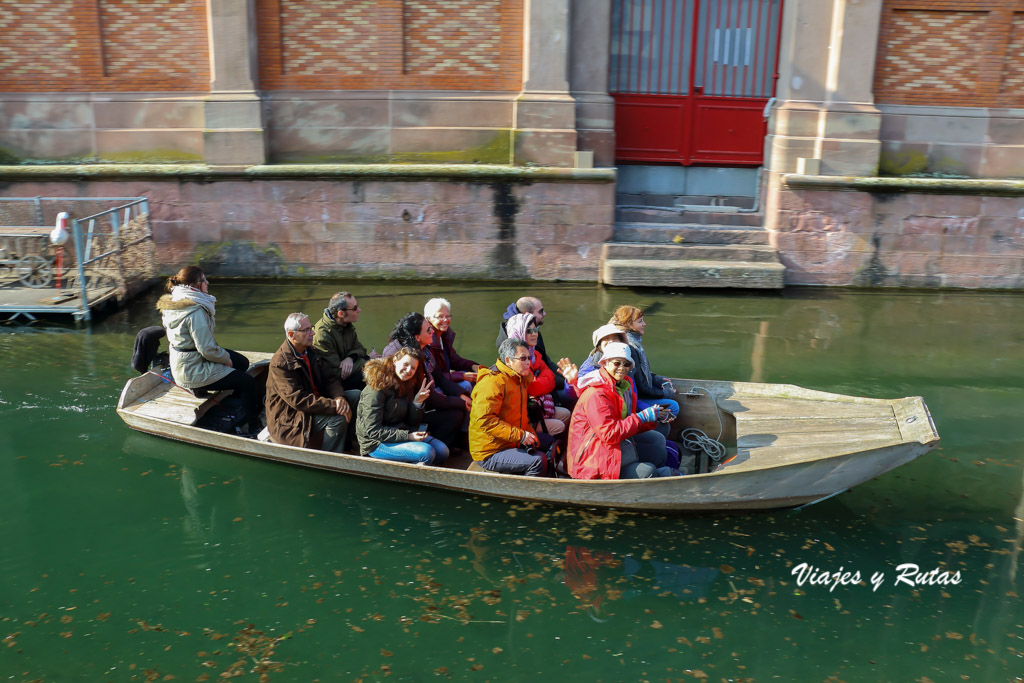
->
xmin=600 ymin=342 xmax=632 ymax=365
xmin=591 ymin=323 xmax=624 ymax=348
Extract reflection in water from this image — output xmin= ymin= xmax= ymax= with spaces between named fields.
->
xmin=564 ymin=545 xmax=719 ymax=622
xmin=1 ymin=283 xmax=1023 ymax=679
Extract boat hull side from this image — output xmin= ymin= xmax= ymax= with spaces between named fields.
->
xmin=117 ymin=409 xmax=935 ymax=512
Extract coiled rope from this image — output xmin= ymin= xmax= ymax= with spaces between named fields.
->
xmin=679 ymin=386 xmax=727 ymax=464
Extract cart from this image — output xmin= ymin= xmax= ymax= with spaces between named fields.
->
xmin=0 ymin=233 xmax=55 ymax=288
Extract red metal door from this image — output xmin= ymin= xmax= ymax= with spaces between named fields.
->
xmin=610 ymin=0 xmax=784 ymax=166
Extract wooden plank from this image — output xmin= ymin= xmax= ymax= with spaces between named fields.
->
xmin=130 ymin=383 xmax=221 ymax=424
xmin=735 ymin=416 xmax=897 ymax=434
xmin=737 ymin=425 xmax=902 ymax=449
xmin=721 ymin=397 xmax=895 ymax=419
xmin=893 ymin=396 xmax=940 ymax=445
xmin=725 ymin=439 xmax=901 ymax=470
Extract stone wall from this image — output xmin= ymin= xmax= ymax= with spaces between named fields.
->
xmin=0 ymin=0 xmax=582 ymax=168
xmin=0 ymin=168 xmax=614 ymax=282
xmin=772 ymin=177 xmax=1024 ymax=289
xmin=873 ymin=1 xmax=1024 ymax=179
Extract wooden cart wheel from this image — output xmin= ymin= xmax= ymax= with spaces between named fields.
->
xmin=17 ymin=254 xmax=53 ymax=288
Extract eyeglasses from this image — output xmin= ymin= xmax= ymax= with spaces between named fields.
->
xmin=296 ymin=326 xmax=313 ymax=333
xmin=433 ymin=314 xmax=451 ymax=320
xmin=608 ymin=360 xmax=632 ymax=369
xmin=526 ymin=327 xmax=538 ymax=334
xmin=511 ymin=355 xmax=531 ymax=362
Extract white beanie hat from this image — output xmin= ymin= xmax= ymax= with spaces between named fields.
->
xmin=591 ymin=323 xmax=623 ymax=348
xmin=600 ymin=342 xmax=632 ymax=365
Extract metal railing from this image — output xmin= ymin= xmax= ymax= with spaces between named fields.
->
xmin=0 ymin=197 xmax=155 ymax=321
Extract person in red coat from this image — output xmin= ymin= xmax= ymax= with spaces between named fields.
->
xmin=567 ymin=343 xmax=675 ymax=479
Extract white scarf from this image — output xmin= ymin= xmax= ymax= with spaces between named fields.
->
xmin=170 ymin=284 xmax=217 ymax=317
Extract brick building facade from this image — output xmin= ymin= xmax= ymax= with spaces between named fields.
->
xmin=0 ymin=0 xmax=1022 ymax=288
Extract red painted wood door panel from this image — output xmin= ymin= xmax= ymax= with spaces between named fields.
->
xmin=610 ymin=0 xmax=783 ymax=166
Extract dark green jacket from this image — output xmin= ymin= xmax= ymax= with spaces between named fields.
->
xmin=355 ymin=358 xmax=425 ymax=456
xmin=312 ymin=309 xmax=370 ymax=385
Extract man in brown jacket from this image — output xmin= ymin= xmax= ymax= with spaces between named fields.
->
xmin=265 ymin=312 xmax=352 ymax=452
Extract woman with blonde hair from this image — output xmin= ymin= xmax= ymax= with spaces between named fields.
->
xmin=156 ymin=266 xmax=260 ymax=433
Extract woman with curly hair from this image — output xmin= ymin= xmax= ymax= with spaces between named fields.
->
xmin=356 ymin=347 xmax=448 ymax=464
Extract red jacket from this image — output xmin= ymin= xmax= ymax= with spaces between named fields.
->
xmin=527 ymin=352 xmax=555 ymax=397
xmin=567 ymin=369 xmax=654 ymax=480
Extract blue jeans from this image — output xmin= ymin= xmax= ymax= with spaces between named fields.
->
xmin=370 ymin=437 xmax=449 ymax=465
xmin=482 ymin=447 xmax=544 ymax=476
xmin=455 ymin=380 xmax=473 ymax=393
xmin=638 ymin=397 xmax=680 ymax=415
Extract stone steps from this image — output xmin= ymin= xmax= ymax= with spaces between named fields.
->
xmin=601 ymin=211 xmax=786 ymax=290
xmin=616 ymin=207 xmax=765 ymax=227
xmin=603 ymin=242 xmax=780 ymax=263
xmin=614 ymin=222 xmax=770 ymax=245
xmin=601 ymin=258 xmax=786 ymax=289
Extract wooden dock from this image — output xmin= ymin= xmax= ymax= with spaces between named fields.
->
xmin=0 ymin=277 xmax=119 ymax=323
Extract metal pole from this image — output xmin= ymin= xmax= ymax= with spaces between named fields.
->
xmin=71 ymin=218 xmax=91 ymax=322
xmin=110 ymin=210 xmax=128 ymax=302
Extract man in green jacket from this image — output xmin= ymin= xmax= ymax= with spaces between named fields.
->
xmin=312 ymin=292 xmax=376 ymax=406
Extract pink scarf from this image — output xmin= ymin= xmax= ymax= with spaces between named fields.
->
xmin=505 ymin=313 xmax=537 ymax=362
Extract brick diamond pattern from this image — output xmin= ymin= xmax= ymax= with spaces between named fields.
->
xmin=404 ymin=0 xmax=502 ymax=75
xmin=99 ymin=0 xmax=208 ymax=83
xmin=1001 ymin=13 xmax=1024 ymax=94
xmin=876 ymin=10 xmax=986 ymax=96
xmin=280 ymin=0 xmax=380 ymax=75
xmin=0 ymin=0 xmax=80 ymax=83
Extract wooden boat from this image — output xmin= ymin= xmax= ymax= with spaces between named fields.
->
xmin=116 ymin=352 xmax=939 ymax=512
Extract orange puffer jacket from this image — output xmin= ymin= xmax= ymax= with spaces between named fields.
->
xmin=468 ymin=360 xmax=536 ymax=461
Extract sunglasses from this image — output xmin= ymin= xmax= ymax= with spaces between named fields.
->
xmin=608 ymin=360 xmax=632 ymax=369
xmin=526 ymin=327 xmax=538 ymax=334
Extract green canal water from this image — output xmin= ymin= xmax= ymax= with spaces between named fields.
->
xmin=1 ymin=281 xmax=1022 ymax=682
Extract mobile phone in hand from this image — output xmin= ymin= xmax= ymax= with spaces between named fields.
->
xmin=419 ymin=423 xmax=428 ymax=433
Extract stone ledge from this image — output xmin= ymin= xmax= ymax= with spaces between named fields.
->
xmin=783 ymin=174 xmax=1024 ymax=196
xmin=0 ymin=163 xmax=616 ymax=183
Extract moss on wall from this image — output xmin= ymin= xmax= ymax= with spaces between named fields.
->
xmin=879 ymin=148 xmax=928 ymax=177
xmin=95 ymin=149 xmax=204 ymax=164
xmin=271 ymin=130 xmax=512 ymax=166
xmin=192 ymin=242 xmax=292 ymax=277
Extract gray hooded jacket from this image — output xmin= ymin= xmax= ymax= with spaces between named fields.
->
xmin=156 ymin=294 xmax=232 ymax=389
